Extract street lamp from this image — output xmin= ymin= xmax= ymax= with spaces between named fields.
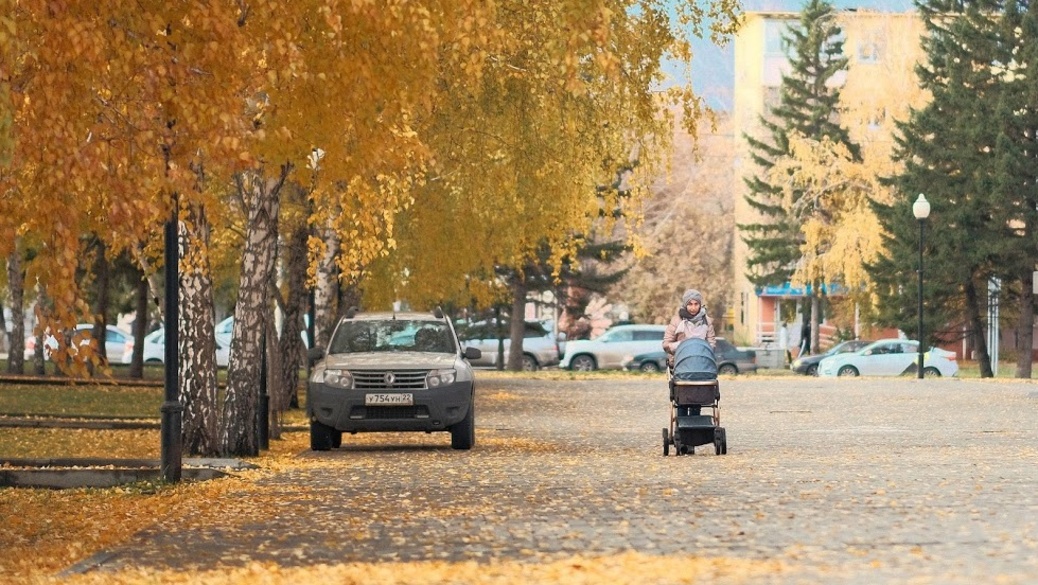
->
xmin=913 ymin=194 xmax=930 ymax=379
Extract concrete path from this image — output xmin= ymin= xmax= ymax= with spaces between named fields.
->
xmin=82 ymin=376 xmax=1038 ymax=583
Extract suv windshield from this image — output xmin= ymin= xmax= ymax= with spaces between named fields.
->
xmin=329 ymin=320 xmax=455 ymax=354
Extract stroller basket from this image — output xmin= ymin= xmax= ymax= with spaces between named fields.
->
xmin=672 ymin=382 xmax=720 ymax=406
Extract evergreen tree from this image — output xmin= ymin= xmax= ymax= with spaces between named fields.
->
xmin=992 ymin=1 xmax=1038 ymax=377
xmin=737 ymin=0 xmax=859 ymax=352
xmin=870 ymin=0 xmax=1010 ymax=377
xmin=739 ymin=0 xmax=860 ymax=290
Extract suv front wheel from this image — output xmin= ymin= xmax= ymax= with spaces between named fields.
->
xmin=450 ymin=404 xmax=475 ymax=450
xmin=310 ymin=420 xmax=335 ymax=451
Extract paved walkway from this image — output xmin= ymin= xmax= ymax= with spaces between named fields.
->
xmin=85 ymin=376 xmax=1038 ymax=583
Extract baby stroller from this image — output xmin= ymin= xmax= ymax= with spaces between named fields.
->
xmin=662 ymin=337 xmax=728 ymax=456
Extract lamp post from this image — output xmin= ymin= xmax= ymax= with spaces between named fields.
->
xmin=913 ymin=194 xmax=930 ymax=379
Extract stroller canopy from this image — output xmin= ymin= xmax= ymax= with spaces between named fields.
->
xmin=672 ymin=337 xmax=717 ymax=381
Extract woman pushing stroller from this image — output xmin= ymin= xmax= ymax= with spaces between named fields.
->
xmin=661 ymin=289 xmax=728 ymax=456
xmin=664 ymin=289 xmax=717 ymax=417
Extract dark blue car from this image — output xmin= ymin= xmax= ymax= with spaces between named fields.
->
xmin=623 ymin=338 xmax=757 ymax=375
xmin=790 ymin=339 xmax=870 ymax=376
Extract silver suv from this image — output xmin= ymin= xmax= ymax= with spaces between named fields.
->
xmin=559 ymin=324 xmax=667 ymax=371
xmin=307 ymin=309 xmax=481 ymax=450
xmin=458 ymin=320 xmax=560 ymax=370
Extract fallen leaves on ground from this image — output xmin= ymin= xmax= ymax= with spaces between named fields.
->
xmin=1 ymin=429 xmax=786 ymax=584
xmin=48 ymin=552 xmax=784 ymax=585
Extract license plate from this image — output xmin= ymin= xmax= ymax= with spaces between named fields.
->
xmin=365 ymin=393 xmax=413 ymax=406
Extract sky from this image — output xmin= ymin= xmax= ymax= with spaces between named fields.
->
xmin=675 ymin=0 xmax=918 ymax=110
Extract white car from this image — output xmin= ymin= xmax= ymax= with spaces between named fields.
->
xmin=24 ymin=323 xmax=132 ymax=363
xmin=559 ymin=324 xmax=667 ymax=371
xmin=818 ymin=338 xmax=958 ymax=378
xmin=216 ymin=315 xmax=309 ymax=347
xmin=122 ymin=328 xmax=231 ymax=367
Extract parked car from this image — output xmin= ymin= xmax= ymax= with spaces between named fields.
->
xmin=121 ymin=328 xmax=232 ymax=367
xmin=818 ymin=338 xmax=959 ymax=377
xmin=307 ymin=309 xmax=480 ymax=451
xmin=458 ymin=320 xmax=561 ymax=370
xmin=622 ymin=338 xmax=758 ymax=375
xmin=24 ymin=323 xmax=132 ymax=363
xmin=215 ymin=315 xmax=310 ymax=347
xmin=791 ymin=339 xmax=871 ymax=376
xmin=559 ymin=324 xmax=667 ymax=371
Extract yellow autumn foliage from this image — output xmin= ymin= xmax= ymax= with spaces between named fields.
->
xmin=1 ymin=0 xmax=740 ymax=347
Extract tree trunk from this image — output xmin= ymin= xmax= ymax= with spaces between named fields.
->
xmin=6 ymin=244 xmax=25 ymax=375
xmin=32 ymin=288 xmax=46 ymax=375
xmin=1015 ymin=270 xmax=1035 ymax=378
xmin=91 ymin=240 xmax=110 ymax=367
xmin=964 ymin=278 xmax=994 ymax=378
xmin=494 ymin=307 xmax=505 ymax=370
xmin=314 ymin=217 xmax=340 ymax=349
xmin=0 ymin=297 xmax=6 ymax=356
xmin=264 ymin=316 xmax=284 ymax=439
xmin=507 ymin=281 xmax=526 ymax=370
xmin=129 ymin=268 xmax=149 ymax=378
xmin=277 ymin=223 xmax=309 ymax=417
xmin=179 ymin=205 xmax=221 ymax=456
xmin=221 ymin=168 xmax=286 ymax=457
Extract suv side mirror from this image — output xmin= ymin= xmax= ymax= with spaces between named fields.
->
xmin=307 ymin=347 xmax=325 ymax=363
xmin=464 ymin=346 xmax=482 ymax=360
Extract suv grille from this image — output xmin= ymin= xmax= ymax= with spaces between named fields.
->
xmin=352 ymin=370 xmax=428 ymax=390
xmin=351 ymin=406 xmax=430 ymax=419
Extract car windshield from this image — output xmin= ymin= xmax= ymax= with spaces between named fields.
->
xmin=329 ymin=320 xmax=455 ymax=354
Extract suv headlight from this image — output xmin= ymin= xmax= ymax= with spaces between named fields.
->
xmin=312 ymin=367 xmax=353 ymax=389
xmin=427 ymin=369 xmax=456 ymax=387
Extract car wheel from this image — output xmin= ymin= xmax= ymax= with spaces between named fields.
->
xmin=806 ymin=364 xmax=819 ymax=376
xmin=923 ymin=367 xmax=942 ymax=378
xmin=331 ymin=431 xmax=342 ymax=449
xmin=450 ymin=403 xmax=475 ymax=450
xmin=640 ymin=361 xmax=661 ymax=373
xmin=310 ymin=420 xmax=334 ymax=451
xmin=568 ymin=354 xmax=602 ymax=373
xmin=837 ymin=365 xmax=859 ymax=377
xmin=570 ymin=354 xmax=596 ymax=371
xmin=718 ymin=363 xmax=738 ymax=375
xmin=521 ymin=354 xmax=538 ymax=371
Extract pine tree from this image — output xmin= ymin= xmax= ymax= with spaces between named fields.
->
xmin=870 ymin=0 xmax=1011 ymax=378
xmin=739 ymin=0 xmax=860 ymax=289
xmin=991 ymin=1 xmax=1038 ymax=377
xmin=737 ymin=0 xmax=859 ymax=352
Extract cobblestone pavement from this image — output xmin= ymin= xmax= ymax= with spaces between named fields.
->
xmin=93 ymin=376 xmax=1038 ymax=583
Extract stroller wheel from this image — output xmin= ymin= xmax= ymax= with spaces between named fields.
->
xmin=714 ymin=427 xmax=727 ymax=456
xmin=678 ymin=445 xmax=689 ymax=456
xmin=662 ymin=428 xmax=670 ymax=456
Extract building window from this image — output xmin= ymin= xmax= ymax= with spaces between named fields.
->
xmin=856 ymin=37 xmax=884 ymax=64
xmin=866 ymin=108 xmax=887 ymax=131
xmin=765 ymin=19 xmax=792 ymax=56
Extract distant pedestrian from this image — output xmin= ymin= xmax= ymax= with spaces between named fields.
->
xmin=800 ymin=320 xmax=811 ymax=356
